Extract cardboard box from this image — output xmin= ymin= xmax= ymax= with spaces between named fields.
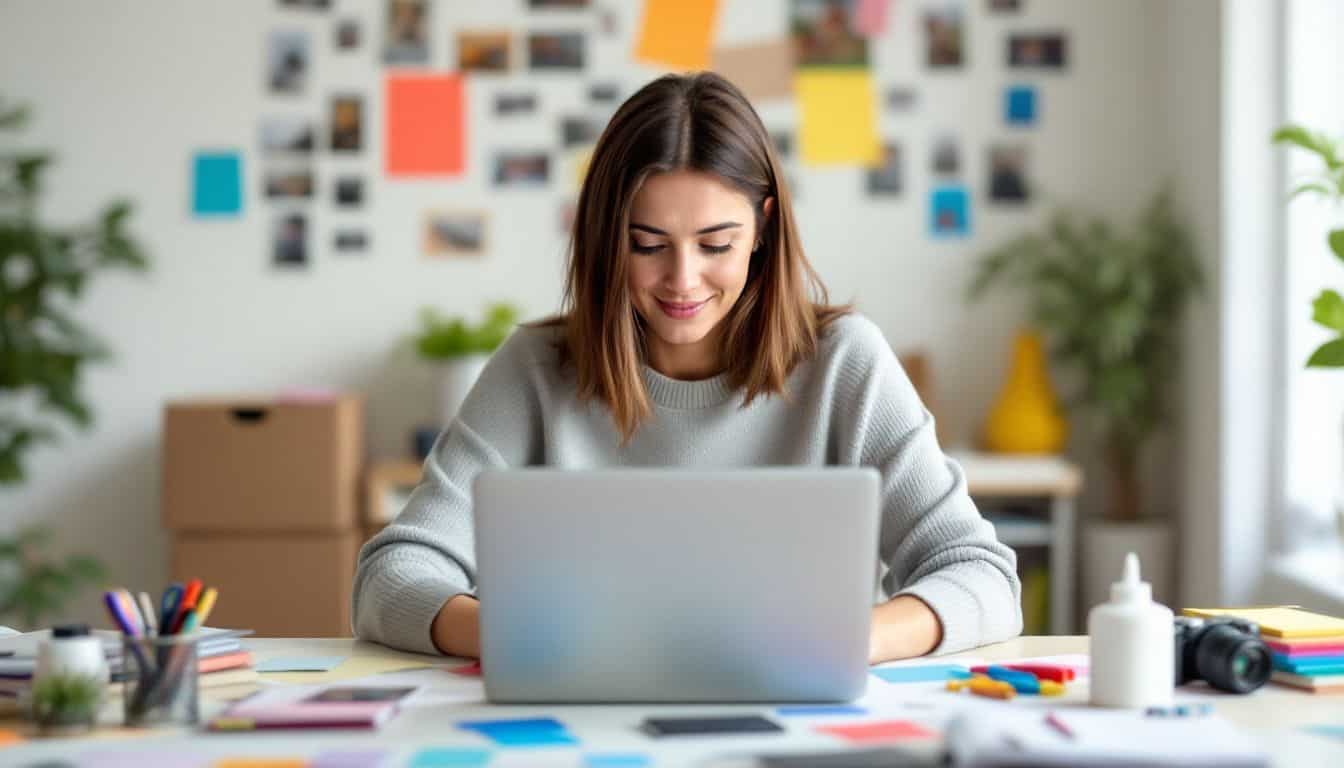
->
xmin=162 ymin=395 xmax=364 ymax=532
xmin=172 ymin=531 xmax=358 ymax=637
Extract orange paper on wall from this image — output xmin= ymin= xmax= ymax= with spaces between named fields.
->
xmin=386 ymin=73 xmax=465 ymax=176
xmin=635 ymin=0 xmax=720 ymax=71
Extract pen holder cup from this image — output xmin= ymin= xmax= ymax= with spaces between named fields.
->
xmin=121 ymin=634 xmax=200 ymax=727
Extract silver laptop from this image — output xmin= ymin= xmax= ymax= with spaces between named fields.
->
xmin=473 ymin=468 xmax=880 ymax=703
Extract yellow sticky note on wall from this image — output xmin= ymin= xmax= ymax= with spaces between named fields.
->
xmin=635 ymin=0 xmax=720 ymax=71
xmin=796 ymin=70 xmax=881 ymax=167
xmin=1183 ymin=606 xmax=1344 ymax=638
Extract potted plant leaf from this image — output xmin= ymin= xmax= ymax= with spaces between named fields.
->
xmin=1272 ymin=124 xmax=1344 ymax=537
xmin=414 ymin=302 xmax=520 ymax=426
xmin=967 ymin=188 xmax=1203 ymax=611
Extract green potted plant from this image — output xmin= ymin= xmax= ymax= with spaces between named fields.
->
xmin=414 ymin=302 xmax=520 ymax=425
xmin=1 ymin=97 xmax=149 ymax=484
xmin=29 ymin=671 xmax=105 ymax=733
xmin=967 ymin=188 xmax=1203 ymax=610
xmin=1273 ymin=124 xmax=1344 ymax=538
xmin=0 ymin=525 xmax=106 ymax=631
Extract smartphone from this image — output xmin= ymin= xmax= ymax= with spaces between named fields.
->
xmin=303 ymin=686 xmax=417 ymax=703
xmin=641 ymin=715 xmax=784 ymax=737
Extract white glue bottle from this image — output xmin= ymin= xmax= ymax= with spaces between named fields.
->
xmin=1088 ymin=552 xmax=1174 ymax=708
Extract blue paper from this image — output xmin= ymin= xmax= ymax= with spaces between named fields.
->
xmin=1306 ymin=724 xmax=1344 ymax=742
xmin=459 ymin=716 xmax=578 ymax=747
xmin=584 ymin=754 xmax=650 ymax=767
xmin=872 ymin=664 xmax=969 ymax=684
xmin=1005 ymin=85 xmax=1037 ymax=125
xmin=255 ymin=655 xmax=345 ymax=672
xmin=409 ymin=749 xmax=493 ymax=767
xmin=192 ymin=151 xmax=242 ymax=216
xmin=776 ymin=705 xmax=869 ymax=717
xmin=929 ymin=186 xmax=970 ymax=237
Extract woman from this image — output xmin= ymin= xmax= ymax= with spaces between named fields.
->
xmin=353 ymin=72 xmax=1021 ymax=663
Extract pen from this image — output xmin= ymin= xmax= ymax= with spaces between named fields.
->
xmin=159 ymin=583 xmax=183 ymax=635
xmin=137 ymin=591 xmax=159 ymax=637
xmin=103 ymin=590 xmax=152 ymax=674
xmin=180 ymin=587 xmax=218 ymax=635
xmin=1044 ymin=711 xmax=1074 ymax=740
xmin=169 ymin=579 xmax=203 ymax=635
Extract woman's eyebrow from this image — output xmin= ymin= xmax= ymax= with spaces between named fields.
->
xmin=629 ymin=222 xmax=743 ymax=236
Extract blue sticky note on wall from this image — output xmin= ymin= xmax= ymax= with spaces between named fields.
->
xmin=192 ymin=150 xmax=242 ymax=216
xmin=930 ymin=186 xmax=970 ymax=238
xmin=1005 ymin=85 xmax=1037 ymax=125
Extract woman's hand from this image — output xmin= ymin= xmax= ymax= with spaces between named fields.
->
xmin=430 ymin=594 xmax=482 ymax=658
xmin=868 ymin=595 xmax=943 ymax=664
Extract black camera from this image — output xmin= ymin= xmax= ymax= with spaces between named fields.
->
xmin=1173 ymin=616 xmax=1272 ymax=694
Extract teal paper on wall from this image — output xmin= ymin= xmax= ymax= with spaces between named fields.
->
xmin=192 ymin=151 xmax=242 ymax=216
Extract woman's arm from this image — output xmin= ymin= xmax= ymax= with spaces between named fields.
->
xmin=432 ymin=594 xmax=481 ymax=658
xmin=831 ymin=318 xmax=1023 ymax=659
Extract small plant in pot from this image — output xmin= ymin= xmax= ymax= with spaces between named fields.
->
xmin=414 ymin=302 xmax=520 ymax=426
xmin=967 ymin=188 xmax=1203 ymax=612
xmin=29 ymin=672 xmax=105 ymax=732
xmin=1273 ymin=124 xmax=1344 ymax=538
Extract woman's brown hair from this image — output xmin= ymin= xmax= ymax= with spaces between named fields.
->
xmin=539 ymin=71 xmax=848 ymax=442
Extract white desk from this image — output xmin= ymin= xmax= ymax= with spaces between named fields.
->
xmin=2 ymin=636 xmax=1340 ymax=767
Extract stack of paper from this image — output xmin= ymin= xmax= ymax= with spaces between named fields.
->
xmin=1183 ymin=606 xmax=1344 ymax=693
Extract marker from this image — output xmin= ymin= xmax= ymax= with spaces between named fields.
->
xmin=168 ymin=579 xmax=203 ymax=635
xmin=179 ymin=587 xmax=218 ymax=635
xmin=137 ymin=592 xmax=159 ymax=637
xmin=1045 ymin=711 xmax=1075 ymax=740
xmin=159 ymin=584 xmax=183 ymax=634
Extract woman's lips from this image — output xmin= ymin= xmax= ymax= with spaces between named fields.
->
xmin=657 ymin=298 xmax=710 ymax=319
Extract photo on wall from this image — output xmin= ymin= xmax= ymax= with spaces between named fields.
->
xmin=769 ymin=130 xmax=793 ymax=159
xmin=278 ymin=0 xmax=332 ymax=9
xmin=589 ymin=82 xmax=621 ymax=104
xmin=459 ymin=31 xmax=512 ymax=72
xmin=261 ymin=117 xmax=314 ymax=153
xmin=267 ymin=29 xmax=309 ymax=94
xmin=384 ymin=0 xmax=430 ymax=65
xmin=987 ymin=0 xmax=1021 ymax=11
xmin=329 ymin=95 xmax=363 ymax=152
xmin=495 ymin=92 xmax=539 ymax=116
xmin=529 ymin=0 xmax=590 ymax=6
xmin=886 ymin=86 xmax=917 ymax=112
xmin=334 ymin=229 xmax=369 ymax=253
xmin=924 ymin=4 xmax=964 ymax=68
xmin=1008 ymin=32 xmax=1068 ymax=69
xmin=561 ymin=116 xmax=601 ymax=148
xmin=423 ymin=210 xmax=488 ymax=257
xmin=791 ymin=0 xmax=868 ymax=68
xmin=335 ymin=18 xmax=360 ymax=50
xmin=334 ymin=176 xmax=364 ymax=207
xmin=866 ymin=142 xmax=903 ymax=197
xmin=264 ymin=159 xmax=314 ymax=199
xmin=528 ymin=32 xmax=585 ymax=70
xmin=932 ymin=134 xmax=960 ymax=175
xmin=930 ymin=185 xmax=970 ymax=237
xmin=272 ymin=212 xmax=308 ymax=267
xmin=493 ymin=152 xmax=550 ymax=187
xmin=987 ymin=143 xmax=1030 ymax=203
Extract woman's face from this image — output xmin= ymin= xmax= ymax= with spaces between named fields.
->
xmin=626 ymin=170 xmax=768 ymax=380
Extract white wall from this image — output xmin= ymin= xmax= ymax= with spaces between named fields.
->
xmin=1 ymin=0 xmax=1178 ymax=625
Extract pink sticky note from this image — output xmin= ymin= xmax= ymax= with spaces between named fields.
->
xmin=853 ymin=0 xmax=891 ymax=37
xmin=450 ymin=661 xmax=482 ymax=677
xmin=817 ymin=719 xmax=938 ymax=744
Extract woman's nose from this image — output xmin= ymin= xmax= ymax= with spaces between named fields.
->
xmin=665 ymin=246 xmax=699 ymax=294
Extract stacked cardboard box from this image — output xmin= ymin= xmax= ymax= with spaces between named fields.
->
xmin=162 ymin=395 xmax=364 ymax=637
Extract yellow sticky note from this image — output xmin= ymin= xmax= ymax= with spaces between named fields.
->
xmin=796 ymin=70 xmax=881 ymax=167
xmin=635 ymin=0 xmax=720 ymax=71
xmin=1183 ymin=606 xmax=1344 ymax=639
xmin=257 ymin=655 xmax=437 ymax=685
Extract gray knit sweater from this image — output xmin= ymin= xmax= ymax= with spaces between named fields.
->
xmin=352 ymin=314 xmax=1022 ymax=656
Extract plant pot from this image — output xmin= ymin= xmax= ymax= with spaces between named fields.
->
xmin=1082 ymin=520 xmax=1175 ymax=614
xmin=435 ymin=354 xmax=489 ymax=427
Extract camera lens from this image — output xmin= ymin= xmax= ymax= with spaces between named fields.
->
xmin=1194 ymin=624 xmax=1272 ymax=693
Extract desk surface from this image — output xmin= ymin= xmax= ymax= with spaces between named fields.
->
xmin=3 ymin=636 xmax=1340 ymax=767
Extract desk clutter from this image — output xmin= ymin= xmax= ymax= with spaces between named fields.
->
xmin=1183 ymin=605 xmax=1344 ymax=694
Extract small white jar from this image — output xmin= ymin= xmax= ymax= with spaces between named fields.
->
xmin=1088 ymin=552 xmax=1175 ymax=709
xmin=33 ymin=624 xmax=111 ymax=685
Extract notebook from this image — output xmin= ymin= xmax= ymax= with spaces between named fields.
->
xmin=208 ymin=684 xmax=418 ymax=731
xmin=944 ymin=707 xmax=1268 ymax=767
xmin=1182 ymin=607 xmax=1344 ymax=639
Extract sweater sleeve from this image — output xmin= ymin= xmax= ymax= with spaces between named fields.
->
xmin=351 ymin=329 xmax=547 ymax=654
xmin=832 ymin=318 xmax=1023 ymax=654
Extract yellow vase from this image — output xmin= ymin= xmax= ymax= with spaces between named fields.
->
xmin=984 ymin=330 xmax=1068 ymax=454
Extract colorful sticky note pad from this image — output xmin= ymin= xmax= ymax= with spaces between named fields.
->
xmin=409 ymin=749 xmax=492 ymax=767
xmin=930 ymin=186 xmax=971 ymax=237
xmin=816 ymin=719 xmax=938 ymax=744
xmin=1005 ymin=85 xmax=1037 ymax=125
xmin=255 ymin=655 xmax=345 ymax=673
xmin=777 ymin=705 xmax=870 ymax=717
xmin=459 ymin=717 xmax=579 ymax=747
xmin=387 ymin=74 xmax=465 ymax=176
xmin=192 ymin=151 xmax=242 ymax=216
xmin=635 ymin=0 xmax=720 ymax=71
xmin=872 ymin=664 xmax=969 ymax=684
xmin=796 ymin=71 xmax=880 ymax=166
